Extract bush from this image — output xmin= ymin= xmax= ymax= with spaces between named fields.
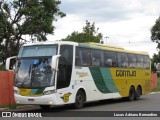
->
xmin=0 ymin=65 xmax=6 ymax=71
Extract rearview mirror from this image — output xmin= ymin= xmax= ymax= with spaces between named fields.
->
xmin=51 ymin=55 xmax=61 ymax=71
xmin=6 ymin=56 xmax=17 ymax=71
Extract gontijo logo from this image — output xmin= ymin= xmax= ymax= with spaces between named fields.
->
xmin=116 ymin=70 xmax=136 ymax=77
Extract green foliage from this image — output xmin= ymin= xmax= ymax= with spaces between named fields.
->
xmin=151 ymin=53 xmax=160 ymax=72
xmin=0 ymin=65 xmax=6 ymax=71
xmin=62 ymin=20 xmax=103 ymax=43
xmin=0 ymin=0 xmax=65 ymax=65
xmin=151 ymin=16 xmax=160 ymax=43
xmin=151 ymin=16 xmax=160 ymax=72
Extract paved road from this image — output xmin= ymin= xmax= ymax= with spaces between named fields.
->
xmin=18 ymin=92 xmax=160 ymax=117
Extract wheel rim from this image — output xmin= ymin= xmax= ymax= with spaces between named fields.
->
xmin=76 ymin=94 xmax=83 ymax=105
xmin=75 ymin=90 xmax=85 ymax=109
xmin=136 ymin=87 xmax=141 ymax=98
xmin=129 ymin=88 xmax=135 ymax=100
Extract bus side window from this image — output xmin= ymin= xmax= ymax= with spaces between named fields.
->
xmin=75 ymin=47 xmax=91 ymax=66
xmin=75 ymin=47 xmax=81 ymax=66
xmin=82 ymin=49 xmax=91 ymax=66
xmin=104 ymin=51 xmax=117 ymax=67
xmin=136 ymin=55 xmax=144 ymax=68
xmin=143 ymin=56 xmax=150 ymax=69
xmin=117 ymin=53 xmax=128 ymax=68
xmin=128 ymin=54 xmax=137 ymax=68
xmin=91 ymin=49 xmax=104 ymax=66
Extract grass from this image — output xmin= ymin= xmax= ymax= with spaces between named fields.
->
xmin=151 ymin=77 xmax=160 ymax=92
xmin=0 ymin=65 xmax=6 ymax=71
xmin=0 ymin=104 xmax=17 ymax=110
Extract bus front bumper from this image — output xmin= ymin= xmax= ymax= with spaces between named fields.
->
xmin=14 ymin=94 xmax=61 ymax=105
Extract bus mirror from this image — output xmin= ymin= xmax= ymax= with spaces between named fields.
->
xmin=51 ymin=55 xmax=61 ymax=70
xmin=6 ymin=56 xmax=17 ymax=71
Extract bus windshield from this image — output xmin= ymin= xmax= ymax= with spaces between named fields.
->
xmin=14 ymin=45 xmax=58 ymax=88
xmin=15 ymin=57 xmax=54 ymax=88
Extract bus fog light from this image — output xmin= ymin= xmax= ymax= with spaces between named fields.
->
xmin=43 ymin=90 xmax=55 ymax=95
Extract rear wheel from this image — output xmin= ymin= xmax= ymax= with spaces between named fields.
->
xmin=74 ymin=90 xmax=85 ymax=109
xmin=135 ymin=86 xmax=142 ymax=100
xmin=128 ymin=86 xmax=135 ymax=101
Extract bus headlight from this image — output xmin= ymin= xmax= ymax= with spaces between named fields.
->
xmin=43 ymin=90 xmax=55 ymax=95
xmin=14 ymin=90 xmax=20 ymax=95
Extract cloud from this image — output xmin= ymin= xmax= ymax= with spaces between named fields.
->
xmin=60 ymin=0 xmax=160 ymax=22
xmin=48 ymin=0 xmax=160 ymax=57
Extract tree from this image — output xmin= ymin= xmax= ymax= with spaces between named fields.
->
xmin=151 ymin=16 xmax=160 ymax=49
xmin=62 ymin=20 xmax=103 ymax=43
xmin=151 ymin=54 xmax=160 ymax=72
xmin=0 ymin=0 xmax=65 ymax=65
xmin=151 ymin=16 xmax=160 ymax=72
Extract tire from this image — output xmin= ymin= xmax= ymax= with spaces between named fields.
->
xmin=135 ymin=86 xmax=141 ymax=100
xmin=40 ymin=105 xmax=51 ymax=109
xmin=74 ymin=90 xmax=85 ymax=109
xmin=128 ymin=86 xmax=135 ymax=101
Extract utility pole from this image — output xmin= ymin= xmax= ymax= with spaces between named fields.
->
xmin=105 ymin=36 xmax=109 ymax=43
xmin=100 ymin=36 xmax=109 ymax=44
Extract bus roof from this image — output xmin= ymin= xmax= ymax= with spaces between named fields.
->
xmin=80 ymin=42 xmax=149 ymax=56
xmin=22 ymin=41 xmax=149 ymax=56
xmin=22 ymin=41 xmax=78 ymax=46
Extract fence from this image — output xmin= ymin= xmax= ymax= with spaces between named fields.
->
xmin=0 ymin=71 xmax=15 ymax=108
xmin=151 ymin=73 xmax=158 ymax=89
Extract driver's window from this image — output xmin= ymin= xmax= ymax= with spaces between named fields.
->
xmin=57 ymin=45 xmax=73 ymax=89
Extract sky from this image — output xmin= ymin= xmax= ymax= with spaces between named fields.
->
xmin=47 ymin=0 xmax=160 ymax=57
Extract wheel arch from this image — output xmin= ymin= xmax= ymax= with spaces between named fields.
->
xmin=75 ymin=87 xmax=87 ymax=102
xmin=130 ymin=85 xmax=135 ymax=91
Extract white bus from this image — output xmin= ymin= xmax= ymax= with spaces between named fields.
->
xmin=6 ymin=41 xmax=151 ymax=109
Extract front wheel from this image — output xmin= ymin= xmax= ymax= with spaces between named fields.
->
xmin=74 ymin=90 xmax=85 ymax=109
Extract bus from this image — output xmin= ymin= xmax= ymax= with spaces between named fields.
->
xmin=6 ymin=41 xmax=151 ymax=109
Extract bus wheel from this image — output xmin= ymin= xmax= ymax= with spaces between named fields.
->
xmin=135 ymin=86 xmax=141 ymax=100
xmin=74 ymin=90 xmax=85 ymax=109
xmin=128 ymin=86 xmax=135 ymax=101
xmin=40 ymin=105 xmax=51 ymax=109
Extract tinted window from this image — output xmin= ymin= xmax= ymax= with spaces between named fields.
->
xmin=57 ymin=45 xmax=73 ymax=89
xmin=143 ymin=56 xmax=150 ymax=69
xmin=91 ymin=49 xmax=104 ymax=66
xmin=75 ymin=47 xmax=91 ymax=66
xmin=19 ymin=45 xmax=57 ymax=57
xmin=128 ymin=54 xmax=137 ymax=68
xmin=104 ymin=51 xmax=117 ymax=67
xmin=117 ymin=53 xmax=128 ymax=68
xmin=136 ymin=55 xmax=144 ymax=68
